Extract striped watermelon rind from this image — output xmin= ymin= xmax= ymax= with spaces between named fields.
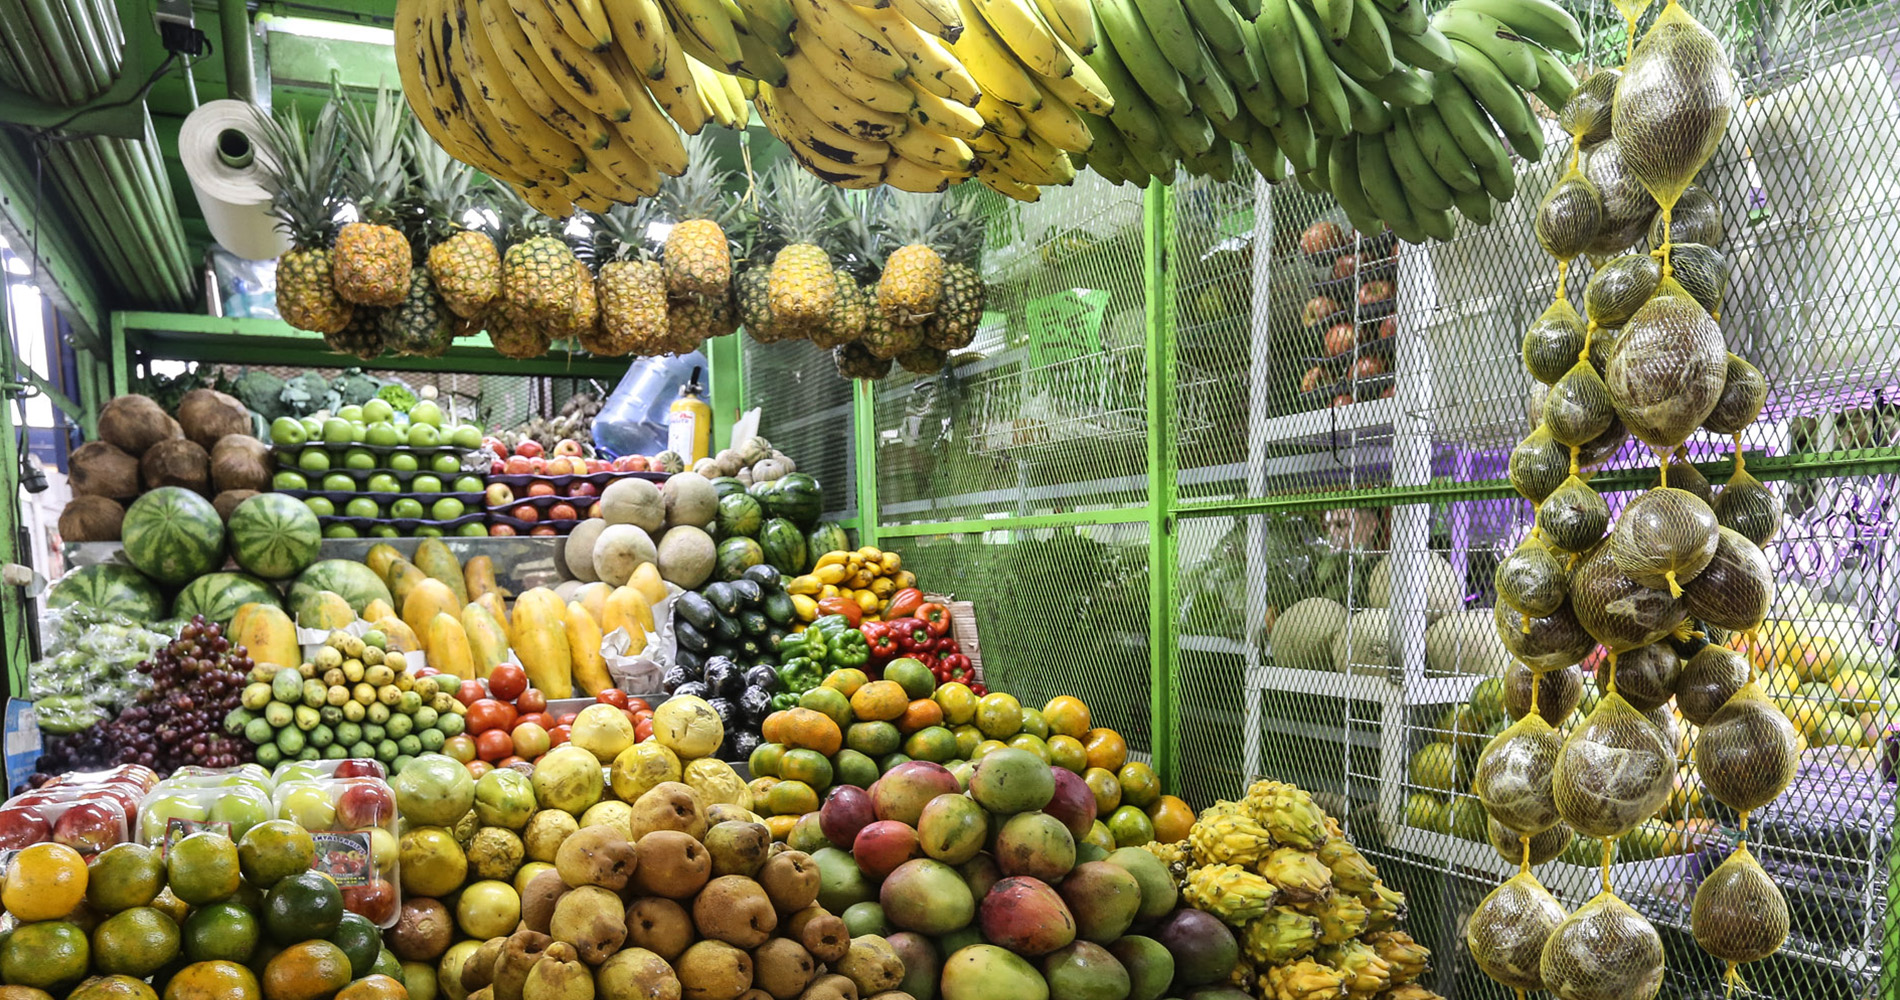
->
xmin=45 ymin=563 xmax=168 ymax=621
xmin=122 ymin=487 xmax=226 ymax=586
xmin=288 ymin=559 xmax=393 ymax=620
xmin=172 ymin=571 xmax=281 ymax=629
xmin=228 ymin=493 xmax=322 ymax=579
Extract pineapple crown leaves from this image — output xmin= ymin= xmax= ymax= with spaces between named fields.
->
xmin=938 ymin=187 xmax=986 ymax=268
xmin=487 ymin=182 xmax=563 ymax=249
xmin=758 ymin=159 xmax=840 ymax=256
xmin=336 ymin=83 xmax=412 ymax=225
xmin=253 ymin=99 xmax=347 ymax=249
xmin=405 ymin=130 xmax=478 ymax=248
xmin=596 ymin=200 xmax=664 ymax=263
xmin=659 ymin=133 xmax=743 ymax=229
xmin=834 ymin=188 xmax=890 ymax=282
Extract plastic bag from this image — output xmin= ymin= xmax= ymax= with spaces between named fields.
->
xmin=1703 ymin=354 xmax=1767 ymax=435
xmin=1523 ymin=298 xmax=1590 ymax=385
xmin=1570 ymin=543 xmax=1686 ymax=652
xmin=1495 ymin=536 xmax=1569 ymax=619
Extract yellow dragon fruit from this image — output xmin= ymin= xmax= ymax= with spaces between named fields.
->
xmin=1318 ymin=837 xmax=1381 ymax=896
xmin=1362 ymin=930 xmax=1431 ymax=985
xmin=1360 ymin=880 xmax=1408 ymax=932
xmin=1246 ymin=780 xmax=1331 ymax=850
xmin=1245 ymin=906 xmax=1322 ymax=966
xmin=1299 ymin=892 xmax=1371 ymax=945
xmin=1317 ymin=940 xmax=1394 ymax=999
xmin=1375 ymin=985 xmax=1446 ymax=1000
xmin=1185 ymin=863 xmax=1277 ymax=926
xmin=1192 ymin=811 xmax=1277 ymax=868
xmin=1265 ymin=957 xmax=1351 ymax=1000
xmin=1258 ymin=847 xmax=1335 ymax=902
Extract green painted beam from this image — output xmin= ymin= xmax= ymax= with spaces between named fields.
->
xmin=706 ymin=332 xmax=742 ymax=452
xmin=0 ymin=137 xmax=108 ymax=350
xmin=878 ymin=508 xmax=1150 ymax=538
xmin=0 ymin=270 xmax=29 ymax=691
xmin=853 ymin=379 xmax=879 ymax=546
xmin=1142 ymin=183 xmax=1178 ymax=790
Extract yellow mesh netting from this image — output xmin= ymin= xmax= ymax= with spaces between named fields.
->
xmin=1601 ymin=641 xmax=1681 ymax=712
xmin=1546 ymin=361 xmax=1619 ymax=448
xmin=1496 ymin=535 xmax=1569 ymax=619
xmin=1677 ymin=643 xmax=1750 ymax=725
xmin=1536 ymin=169 xmax=1607 ymax=262
xmin=1504 ymin=661 xmax=1583 ymax=723
xmin=1560 ymin=69 xmax=1620 ymax=150
xmin=1703 ymin=355 xmax=1767 ymax=435
xmin=1650 ymin=447 xmax=1713 ymax=503
xmin=1605 ymin=279 xmax=1729 ymax=452
xmin=1650 ymin=184 xmax=1725 ymax=249
xmin=1609 ymin=487 xmax=1720 ymax=595
xmin=1577 ymin=416 xmax=1630 ymax=469
xmin=1487 ymin=817 xmax=1574 ymax=867
xmin=1669 ymin=242 xmax=1730 ymax=315
xmin=1553 ymin=691 xmax=1676 ymax=838
xmin=1524 ymin=298 xmax=1590 ymax=385
xmin=1582 ymin=139 xmax=1659 ymax=256
xmin=1538 ymin=891 xmax=1667 ymax=1000
xmin=1467 ymin=871 xmax=1568 ymax=991
xmin=1510 ymin=426 xmax=1572 ymax=504
xmin=1613 ymin=1 xmax=1739 ymax=215
xmin=1495 ymin=600 xmax=1596 ymax=671
xmin=1694 ymin=680 xmax=1799 ymax=813
xmin=1691 ymin=845 xmax=1791 ymax=969
xmin=1570 ymin=543 xmax=1686 ymax=652
xmin=1682 ymin=526 xmax=1773 ymax=632
xmin=1475 ymin=714 xmax=1565 ymax=835
xmin=1585 ymin=254 xmax=1660 ymax=327
xmin=1713 ymin=456 xmax=1782 ymax=546
xmin=1538 ymin=475 xmax=1611 ymax=553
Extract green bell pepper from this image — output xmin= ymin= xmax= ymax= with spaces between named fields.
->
xmin=824 ymin=628 xmax=870 ymax=670
xmin=770 ymin=692 xmax=801 ymax=712
xmin=780 ymin=628 xmax=826 ymax=664
xmin=777 ymin=657 xmax=823 ymax=694
xmin=813 ymin=615 xmax=856 ymax=642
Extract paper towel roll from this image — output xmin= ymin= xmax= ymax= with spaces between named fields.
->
xmin=180 ymin=99 xmax=291 ymax=262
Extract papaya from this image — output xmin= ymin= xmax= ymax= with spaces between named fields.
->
xmin=401 ymin=579 xmax=462 ymax=643
xmin=414 ymin=539 xmax=469 ymax=605
xmin=364 ymin=543 xmax=405 ymax=580
xmin=385 ymin=560 xmax=429 ymax=612
xmin=299 ymin=590 xmax=357 ymax=631
xmin=601 ymin=585 xmax=655 ymax=638
xmin=464 ymin=555 xmax=505 ymax=602
xmin=461 ymin=604 xmax=512 ymax=679
xmin=362 ymin=598 xmax=396 ymax=623
xmin=473 ymin=592 xmax=510 ymax=637
xmin=511 ymin=588 xmax=573 ymax=699
xmin=629 ymin=562 xmax=667 ymax=606
xmin=566 ymin=601 xmax=612 ymax=695
xmin=231 ymin=602 xmax=299 ymax=669
xmin=373 ymin=615 xmax=421 ymax=653
xmin=575 ymin=582 xmax=613 ymax=628
xmin=425 ymin=612 xmax=477 ymax=680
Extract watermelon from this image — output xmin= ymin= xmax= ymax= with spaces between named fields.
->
xmin=805 ymin=521 xmax=850 ymax=569
xmin=173 ymin=572 xmax=281 ymax=629
xmin=122 ymin=487 xmax=226 ymax=585
xmin=288 ymin=559 xmax=394 ymax=620
xmin=227 ymin=493 xmax=322 ymax=579
xmin=759 ymin=517 xmax=808 ymax=576
xmin=715 ymin=537 xmax=764 ymax=582
xmin=45 ymin=564 xmax=168 ymax=621
xmin=715 ymin=493 xmax=765 ymax=540
xmin=710 ymin=477 xmax=748 ymax=500
xmin=766 ymin=473 xmax=824 ymax=526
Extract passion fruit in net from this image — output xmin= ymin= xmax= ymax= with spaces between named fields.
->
xmin=1677 ymin=644 xmax=1749 ymax=725
xmin=1644 ymin=701 xmax=1682 ymax=761
xmin=1468 ymin=871 xmax=1568 ymax=991
xmin=1496 ymin=535 xmax=1569 ymax=619
xmin=1610 ymin=487 xmax=1720 ymax=595
xmin=1538 ymin=475 xmax=1611 ymax=553
xmin=1505 ymin=660 xmax=1585 ymax=725
xmin=1703 ymin=354 xmax=1767 ymax=435
xmin=1511 ymin=426 xmax=1572 ymax=504
xmin=1691 ymin=845 xmax=1790 ymax=965
xmin=1539 ymin=892 xmax=1666 ymax=1000
xmin=1598 ymin=642 xmax=1682 ymax=712
xmin=1582 ymin=139 xmax=1659 ymax=255
xmin=1560 ymin=68 xmax=1619 ymax=150
xmin=1613 ymin=2 xmax=1739 ymax=209
xmin=1553 ymin=691 xmax=1676 ymax=837
xmin=1693 ymin=680 xmax=1798 ymax=813
xmin=1584 ymin=254 xmax=1659 ymax=328
xmin=1536 ymin=170 xmax=1606 ymax=261
xmin=1714 ymin=466 xmax=1781 ymax=546
xmin=1474 ymin=714 xmax=1564 ymax=835
xmin=1571 ymin=543 xmax=1687 ymax=652
xmin=1488 ymin=816 xmax=1575 ymax=867
xmin=1649 ymin=448 xmax=1712 ymax=504
xmin=1671 ymin=242 xmax=1730 ymax=315
xmin=1577 ymin=415 xmax=1630 ymax=469
xmin=1495 ymin=600 xmax=1596 ymax=672
xmin=1524 ymin=297 xmax=1591 ymax=385
xmin=1605 ymin=281 xmax=1729 ymax=451
xmin=1650 ymin=184 xmax=1725 ymax=250
xmin=1682 ymin=526 xmax=1773 ymax=632
xmin=1546 ymin=361 xmax=1618 ymax=447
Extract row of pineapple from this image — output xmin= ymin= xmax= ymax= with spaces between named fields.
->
xmin=1151 ymin=779 xmax=1442 ymax=1000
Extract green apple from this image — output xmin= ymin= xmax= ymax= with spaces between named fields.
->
xmin=278 ymin=785 xmax=337 ymax=830
xmin=138 ymin=792 xmax=211 ymax=843
xmin=370 ymin=524 xmax=402 ymax=538
xmin=273 ymin=470 xmax=309 ymax=491
xmin=325 ymin=522 xmax=360 ymax=539
xmin=351 ymin=422 xmax=367 ymax=443
xmin=415 ymin=526 xmax=445 ymax=537
xmin=209 ymin=793 xmax=270 ymax=838
xmin=430 ymin=453 xmax=462 ymax=475
xmin=407 ymin=423 xmax=441 ymax=447
xmin=344 ymin=447 xmax=377 ymax=470
xmin=345 ymin=497 xmax=382 ymax=518
xmin=301 ymin=416 xmax=324 ymax=438
xmin=392 ymin=498 xmax=426 ymax=519
xmin=411 ymin=474 xmax=443 ymax=494
xmin=389 ymin=451 xmax=420 ymax=472
xmin=366 ymin=421 xmax=401 ymax=447
xmin=450 ymin=424 xmax=484 ymax=449
xmin=362 ymin=399 xmax=396 ymax=423
xmin=410 ymin=401 xmax=444 ymax=428
xmin=271 ymin=416 xmax=309 ymax=447
xmin=298 ymin=447 xmax=332 ymax=472
xmin=304 ymin=496 xmax=335 ymax=517
xmin=338 ymin=404 xmax=365 ymax=422
xmin=277 ymin=449 xmax=299 ymax=468
xmin=321 ymin=473 xmax=356 ymax=492
xmin=366 ymin=473 xmax=402 ymax=494
xmin=322 ymin=418 xmax=353 ymax=445
xmin=453 ymin=475 xmax=485 ymax=493
xmin=431 ymin=497 xmax=466 ymax=520
xmin=457 ymin=522 xmax=489 ymax=537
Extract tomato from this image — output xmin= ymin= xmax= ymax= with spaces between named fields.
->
xmin=627 ymin=698 xmax=651 ymax=714
xmin=466 ymin=760 xmax=492 ymax=780
xmin=634 ymin=719 xmax=653 ymax=742
xmin=489 ymin=664 xmax=528 ymax=701
xmin=476 ymin=729 xmax=515 ymax=762
xmin=496 ymin=755 xmax=527 ymax=769
xmin=456 ymin=680 xmax=485 ymax=707
xmin=556 ymin=713 xmax=578 ymax=727
xmin=622 ymin=708 xmax=640 ymax=729
xmin=515 ymin=689 xmax=548 ymax=715
xmin=514 ymin=713 xmax=551 ymax=732
xmin=595 ymin=689 xmax=629 ymax=709
xmin=631 ymin=709 xmax=653 ymax=726
xmin=548 ymin=725 xmax=572 ymax=747
xmin=467 ymin=699 xmax=516 ymax=735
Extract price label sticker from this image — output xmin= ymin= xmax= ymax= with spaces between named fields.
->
xmin=311 ymin=831 xmax=373 ymax=887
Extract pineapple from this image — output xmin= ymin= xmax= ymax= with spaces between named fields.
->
xmin=566 ymin=254 xmax=599 ymax=342
xmin=923 ymin=194 xmax=987 ymax=351
xmin=834 ymin=341 xmax=892 ymax=380
xmin=734 ymin=268 xmax=781 ymax=343
xmin=841 ymin=191 xmax=916 ymax=360
xmin=328 ymin=303 xmax=390 ymax=359
xmin=255 ymin=100 xmax=352 ymax=334
xmin=379 ymin=268 xmax=452 ymax=357
xmin=410 ymin=132 xmax=498 ymax=319
xmin=860 ymin=282 xmax=922 ymax=360
xmin=895 ymin=346 xmax=947 ymax=374
xmin=590 ymin=201 xmax=669 ymax=357
xmin=760 ymin=161 xmax=839 ymax=333
xmin=659 ymin=135 xmax=739 ymax=298
xmin=877 ymin=192 xmax=947 ymax=325
xmin=332 ymin=87 xmax=414 ymax=307
xmin=486 ymin=301 xmax=550 ymax=360
xmin=666 ymin=293 xmax=736 ymax=354
xmin=492 ymin=186 xmax=580 ymax=332
xmin=809 ymin=269 xmax=865 ymax=349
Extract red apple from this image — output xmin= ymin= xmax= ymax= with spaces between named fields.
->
xmin=512 ymin=504 xmax=540 ymax=523
xmin=1300 ymin=220 xmax=1347 ymax=255
xmin=1378 ymin=316 xmax=1397 ymax=340
xmin=489 ymin=460 xmax=506 ymax=475
xmin=97 ymin=786 xmax=140 ymax=828
xmin=485 ymin=483 xmax=515 ymax=507
xmin=51 ymin=801 xmax=123 ymax=853
xmin=611 ymin=455 xmax=637 ymax=472
xmin=1359 ymin=279 xmax=1394 ymax=305
xmin=570 ymin=482 xmax=600 ymax=500
xmin=1331 ymin=254 xmax=1359 ymax=280
xmin=515 ymin=440 xmax=544 ymax=458
xmin=586 ymin=459 xmax=609 ymax=473
xmin=852 ymin=820 xmax=921 ymax=880
xmin=0 ymin=806 xmax=50 ymax=848
xmin=1301 ymin=296 xmax=1339 ymax=327
xmin=548 ymin=503 xmax=578 ymax=521
xmin=1352 ymin=355 xmax=1387 ymax=378
xmin=553 ymin=439 xmax=584 ymax=457
xmin=527 ymin=457 xmax=547 ymax=473
xmin=626 ymin=455 xmax=650 ymax=471
xmin=530 ymin=526 xmax=557 ymax=536
xmin=337 ymin=782 xmax=396 ymax=829
xmin=504 ymin=456 xmax=534 ymax=476
xmin=333 ymin=759 xmax=385 ymax=779
xmin=489 ymin=524 xmax=518 ymax=537
xmin=1324 ymin=323 xmax=1356 ymax=357
xmin=527 ymin=482 xmax=558 ymax=498
xmin=541 ymin=457 xmax=569 ymax=476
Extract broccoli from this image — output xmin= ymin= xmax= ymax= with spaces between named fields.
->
xmin=231 ymin=369 xmax=288 ymax=421
xmin=377 ymin=383 xmax=418 ymax=413
xmin=279 ymin=372 xmax=329 ymax=416
xmin=331 ymin=368 xmax=385 ymax=407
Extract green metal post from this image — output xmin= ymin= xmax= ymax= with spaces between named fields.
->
xmin=853 ymin=379 xmax=879 ymax=548
xmin=706 ymin=332 xmax=743 ymax=452
xmin=220 ymin=0 xmax=256 ymax=104
xmin=109 ymin=313 xmax=128 ymax=396
xmin=1143 ymin=184 xmax=1177 ymax=789
xmin=76 ymin=350 xmax=98 ymax=439
xmin=0 ymin=276 xmax=29 ymax=692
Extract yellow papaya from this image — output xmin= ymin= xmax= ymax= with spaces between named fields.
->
xmin=474 ymin=592 xmax=510 ymax=637
xmin=414 ymin=539 xmax=469 ymax=605
xmin=364 ymin=543 xmax=405 ymax=580
xmin=566 ymin=601 xmax=612 ymax=696
xmin=465 ymin=556 xmax=505 ymax=602
xmin=425 ymin=612 xmax=476 ymax=680
xmin=299 ymin=590 xmax=357 ymax=631
xmin=373 ymin=616 xmax=421 ymax=653
xmin=575 ymin=582 xmax=613 ymax=628
xmin=629 ymin=562 xmax=667 ymax=606
xmin=362 ymin=598 xmax=396 ymax=623
xmin=601 ymin=585 xmax=654 ymax=638
xmin=386 ymin=560 xmax=429 ymax=612
xmin=511 ymin=588 xmax=573 ymax=699
xmin=231 ymin=603 xmax=299 ymax=669
xmin=402 ymin=578 xmax=462 ymax=642
xmin=461 ymin=604 xmax=512 ymax=679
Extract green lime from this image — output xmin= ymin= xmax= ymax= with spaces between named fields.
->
xmin=166 ymin=832 xmax=241 ymax=906
xmin=91 ymin=906 xmax=182 ymax=977
xmin=371 ymin=948 xmax=404 ymax=980
xmin=237 ymin=820 xmax=316 ymax=889
xmin=328 ymin=913 xmax=381 ymax=978
xmin=264 ymin=872 xmax=343 ymax=946
xmin=830 ymin=749 xmax=879 ymax=789
xmin=0 ymin=920 xmax=90 ymax=991
xmin=86 ymin=843 xmax=166 ymax=913
xmin=183 ymin=901 xmax=259 ymax=963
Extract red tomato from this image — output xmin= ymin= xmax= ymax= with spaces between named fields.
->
xmin=626 ymin=698 xmax=651 ymax=714
xmin=516 ymin=689 xmax=548 ymax=715
xmin=595 ymin=689 xmax=629 ymax=709
xmin=622 ymin=708 xmax=639 ymax=729
xmin=489 ymin=664 xmax=528 ymax=701
xmin=455 ymin=680 xmax=485 ymax=707
xmin=634 ymin=719 xmax=653 ymax=742
xmin=548 ymin=725 xmax=572 ymax=746
xmin=465 ymin=760 xmax=493 ymax=780
xmin=514 ymin=713 xmax=551 ymax=732
xmin=467 ymin=699 xmax=515 ymax=735
xmin=413 ymin=667 xmax=438 ymax=679
xmin=476 ymin=729 xmax=514 ymax=762
xmin=496 ymin=755 xmax=528 ymax=769
xmin=631 ymin=709 xmax=653 ymax=725
xmin=556 ymin=713 xmax=578 ymax=727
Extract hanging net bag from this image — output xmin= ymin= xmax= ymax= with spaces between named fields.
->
xmin=1694 ymin=680 xmax=1799 ymax=814
xmin=1560 ymin=69 xmax=1620 ymax=151
xmin=1467 ymin=871 xmax=1568 ymax=991
xmin=1691 ymin=845 xmax=1791 ymax=980
xmin=1504 ymin=660 xmax=1584 ymax=725
xmin=1609 ymin=487 xmax=1720 ymax=596
xmin=1682 ymin=526 xmax=1773 ymax=632
xmin=1538 ymin=475 xmax=1612 ymax=553
xmin=1554 ymin=691 xmax=1676 ymax=838
xmin=1488 ymin=816 xmax=1574 ymax=867
xmin=1613 ymin=1 xmax=1740 ymax=219
xmin=1495 ymin=600 xmax=1596 ymax=672
xmin=1510 ymin=426 xmax=1573 ymax=504
xmin=1581 ymin=138 xmax=1659 ymax=256
xmin=1474 ymin=713 xmax=1565 ymax=835
xmin=1652 ymin=184 xmax=1725 ymax=248
xmin=1651 ymin=447 xmax=1713 ymax=503
xmin=1570 ymin=543 xmax=1686 ymax=652
xmin=1714 ymin=457 xmax=1782 ymax=546
xmin=1585 ymin=253 xmax=1661 ymax=328
xmin=1525 ymin=298 xmax=1591 ymax=385
xmin=1601 ymin=641 xmax=1681 ymax=712
xmin=1539 ymin=891 xmax=1667 ymax=1000
xmin=1704 ymin=355 xmax=1767 ymax=435
xmin=1605 ymin=279 xmax=1729 ymax=453
xmin=1677 ymin=643 xmax=1750 ymax=726
xmin=1496 ymin=534 xmax=1570 ymax=619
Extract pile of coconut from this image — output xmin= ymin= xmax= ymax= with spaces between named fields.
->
xmin=62 ymin=390 xmax=269 ymax=542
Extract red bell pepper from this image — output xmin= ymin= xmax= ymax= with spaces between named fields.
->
xmin=914 ymin=652 xmax=939 ymax=675
xmin=817 ymin=596 xmax=863 ymax=627
xmin=941 ymin=652 xmax=974 ymax=684
xmin=969 ymin=680 xmax=987 ymax=696
xmin=933 ymin=636 xmax=960 ymax=655
xmin=886 ymin=617 xmax=931 ymax=653
xmin=861 ymin=622 xmax=900 ymax=660
xmin=915 ymin=602 xmax=951 ymax=636
xmin=886 ymin=588 xmax=926 ymax=620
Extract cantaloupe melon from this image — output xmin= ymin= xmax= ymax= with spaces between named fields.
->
xmin=554 ymin=579 xmax=583 ymax=602
xmin=565 ymin=519 xmax=607 ymax=582
xmin=1269 ymin=597 xmax=1349 ymax=670
xmin=601 ymin=479 xmax=665 ymax=532
xmin=656 ymin=525 xmax=716 ymax=589
xmin=1426 ymin=608 xmax=1514 ymax=676
xmin=1368 ymin=554 xmax=1468 ymax=623
xmin=1333 ymin=608 xmax=1397 ymax=675
xmin=661 ymin=473 xmax=718 ymax=529
xmin=594 ymin=524 xmax=659 ymax=587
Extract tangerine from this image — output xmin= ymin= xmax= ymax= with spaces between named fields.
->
xmin=1017 ymin=707 xmax=1050 ymax=741
xmin=0 ymin=920 xmax=89 ymax=991
xmin=897 ymin=699 xmax=944 ymax=734
xmin=262 ymin=940 xmax=353 ymax=1000
xmin=1147 ymin=795 xmax=1195 ymax=843
xmin=161 ymin=961 xmax=260 ymax=1000
xmin=779 ymin=708 xmax=843 ymax=756
xmin=798 ymin=687 xmax=853 ymax=730
xmin=2 ymin=842 xmax=88 ymax=920
xmin=90 ymin=906 xmax=181 ymax=978
xmin=973 ymin=692 xmax=1023 ymax=739
xmin=85 ymin=843 xmax=163 ymax=913
xmin=1106 ymin=805 xmax=1156 ymax=848
xmin=1117 ymin=762 xmax=1160 ymax=808
xmin=68 ymin=975 xmax=157 ymax=1000
xmin=1084 ymin=767 xmax=1123 ymax=816
xmin=760 ymin=711 xmax=790 ymax=745
xmin=933 ymin=683 xmax=977 ymax=726
xmin=849 ymin=681 xmax=909 ymax=722
xmin=764 ymin=814 xmax=799 ymax=842
xmin=1042 ymin=696 xmax=1092 ymax=739
xmin=1047 ymin=735 xmax=1088 ymax=773
xmin=335 ymin=974 xmax=408 ymax=1000
xmin=1083 ymin=728 xmax=1128 ymax=772
xmin=821 ymin=668 xmax=870 ymax=698
xmin=764 ymin=780 xmax=819 ymax=817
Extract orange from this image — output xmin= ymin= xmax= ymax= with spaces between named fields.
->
xmin=69 ymin=975 xmax=157 ymax=1000
xmin=971 ymin=740 xmax=1008 ymax=759
xmin=951 ymin=725 xmax=983 ymax=759
xmin=748 ymin=777 xmax=781 ymax=803
xmin=1083 ymin=728 xmax=1128 ymax=772
xmin=760 ymin=711 xmax=790 ymax=744
xmin=933 ymin=683 xmax=977 ymax=726
xmin=0 ymin=987 xmax=55 ymax=1000
xmin=162 ymin=961 xmax=261 ymax=1000
xmin=1084 ymin=767 xmax=1123 ymax=816
xmin=1148 ymin=795 xmax=1195 ymax=843
xmin=262 ymin=941 xmax=352 ymax=1000
xmin=1106 ymin=805 xmax=1155 ymax=848
xmin=1005 ymin=734 xmax=1051 ymax=762
xmin=897 ymin=698 xmax=944 ymax=734
xmin=1042 ymin=696 xmax=1092 ymax=739
xmin=1017 ymin=707 xmax=1049 ymax=741
xmin=335 ymin=974 xmax=408 ymax=1000
xmin=849 ymin=681 xmax=909 ymax=722
xmin=2 ymin=842 xmax=88 ymax=920
xmin=973 ymin=693 xmax=1022 ymax=739
xmin=1117 ymin=762 xmax=1160 ymax=808
xmin=780 ymin=708 xmax=843 ymax=757
xmin=798 ymin=687 xmax=853 ymax=730
xmin=764 ymin=780 xmax=819 ymax=817
xmin=764 ymin=814 xmax=799 ymax=842
xmin=1047 ymin=735 xmax=1088 ymax=773
xmin=821 ymin=668 xmax=870 ymax=699
xmin=902 ymin=726 xmax=959 ymax=764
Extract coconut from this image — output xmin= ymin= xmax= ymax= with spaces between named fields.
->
xmin=210 ymin=434 xmax=272 ymax=493
xmin=98 ymin=394 xmax=182 ymax=456
xmin=140 ymin=437 xmax=211 ymax=495
xmin=58 ymin=495 xmax=124 ymax=542
xmin=69 ymin=441 xmax=140 ymax=499
xmin=213 ymin=489 xmax=260 ymax=522
xmin=177 ymin=388 xmax=253 ymax=451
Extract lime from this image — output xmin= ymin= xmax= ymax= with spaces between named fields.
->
xmin=182 ymin=901 xmax=259 ymax=963
xmin=237 ymin=820 xmax=316 ymax=889
xmin=0 ymin=920 xmax=90 ymax=992
xmin=86 ymin=843 xmax=165 ymax=913
xmin=91 ymin=906 xmax=181 ymax=977
xmin=371 ymin=948 xmax=404 ymax=980
xmin=328 ymin=913 xmax=381 ymax=978
xmin=264 ymin=872 xmax=344 ymax=946
xmin=166 ymin=832 xmax=241 ymax=906
xmin=903 ymin=726 xmax=960 ymax=764
xmin=830 ymin=749 xmax=879 ymax=789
